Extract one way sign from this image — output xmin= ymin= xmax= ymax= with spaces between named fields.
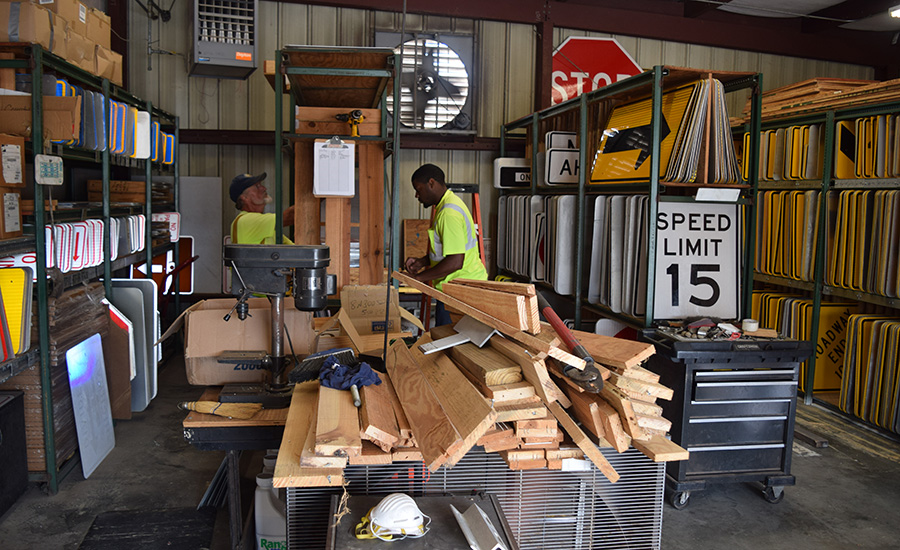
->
xmin=590 ymin=82 xmax=696 ymax=184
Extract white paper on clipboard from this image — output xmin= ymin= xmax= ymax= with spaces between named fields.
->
xmin=313 ymin=137 xmax=355 ymax=197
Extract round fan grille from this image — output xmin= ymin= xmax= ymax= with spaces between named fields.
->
xmin=389 ymin=37 xmax=470 ymax=130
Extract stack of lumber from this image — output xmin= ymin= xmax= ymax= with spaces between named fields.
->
xmin=274 ymin=276 xmax=688 ymax=488
xmin=736 ymin=78 xmax=899 ymax=123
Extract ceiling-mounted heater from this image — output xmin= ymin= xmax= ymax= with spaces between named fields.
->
xmin=190 ymin=0 xmax=258 ymax=79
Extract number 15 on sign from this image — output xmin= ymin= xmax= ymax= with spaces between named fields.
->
xmin=653 ymin=202 xmax=741 ymax=320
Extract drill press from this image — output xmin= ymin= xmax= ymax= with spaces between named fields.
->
xmin=218 ymin=244 xmax=332 ymax=409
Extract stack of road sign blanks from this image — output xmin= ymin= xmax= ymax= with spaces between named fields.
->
xmin=753 ymin=291 xmax=858 ymax=392
xmin=840 ymin=314 xmax=900 ymax=434
xmin=834 ymin=115 xmax=900 ymax=180
xmin=496 ymin=195 xmax=577 ymax=295
xmin=825 ymin=190 xmax=900 ymax=295
xmin=749 ymin=123 xmax=825 ymax=182
xmin=0 ymin=267 xmax=33 ymax=357
xmin=755 ymin=190 xmax=821 ymax=282
xmin=590 ymin=78 xmax=742 ymax=185
xmin=586 ymin=195 xmax=649 ymax=316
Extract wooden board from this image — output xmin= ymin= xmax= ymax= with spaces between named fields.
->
xmin=357 ymin=142 xmax=385 ymax=285
xmin=488 ymin=334 xmax=571 ymax=408
xmin=402 ymin=219 xmax=431 ymax=262
xmin=412 ymin=338 xmax=498 ymax=467
xmin=273 ymin=382 xmax=344 ymax=488
xmin=300 ymin=395 xmax=349 ymax=468
xmin=515 ymin=418 xmax=558 ymax=438
xmin=385 ymin=340 xmax=463 ymax=471
xmin=452 ymin=278 xmax=536 ymax=296
xmin=636 ymin=414 xmax=672 ymax=433
xmin=547 ymin=401 xmax=619 ymax=483
xmin=359 ymin=371 xmax=400 ymax=452
xmin=315 ymin=386 xmax=362 ymax=458
xmin=393 ymin=271 xmax=585 ymax=370
xmin=294 ymin=106 xmax=383 ymax=137
xmin=349 ymin=441 xmax=394 ymax=465
xmin=442 ymin=281 xmax=534 ymax=333
xmin=632 ymin=434 xmax=689 ymax=462
xmin=325 ymin=198 xmax=352 ymax=294
xmin=379 ymin=371 xmax=413 ymax=443
xmin=293 ymin=141 xmax=320 ymax=246
xmin=431 ymin=325 xmax=523 ymax=386
xmin=494 ymin=396 xmax=548 ymax=422
xmin=485 ymin=382 xmax=536 ymax=402
xmin=608 ymin=372 xmax=674 ymax=401
xmin=567 ymin=328 xmax=656 ymax=369
xmin=600 ymin=384 xmax=646 ymax=441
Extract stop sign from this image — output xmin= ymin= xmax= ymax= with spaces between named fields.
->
xmin=551 ymin=37 xmax=643 ymax=105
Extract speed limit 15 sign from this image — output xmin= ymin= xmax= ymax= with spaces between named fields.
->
xmin=653 ymin=202 xmax=741 ymax=320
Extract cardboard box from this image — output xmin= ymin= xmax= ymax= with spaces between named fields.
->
xmin=109 ymin=48 xmax=123 ymax=86
xmin=0 ymin=186 xmax=23 ymax=240
xmin=0 ymin=134 xmax=26 ymax=188
xmin=85 ymin=7 xmax=110 ymax=49
xmin=182 ymin=298 xmax=314 ymax=386
xmin=53 ymin=0 xmax=86 ymax=36
xmin=49 ymin=13 xmax=68 ymax=59
xmin=0 ymin=2 xmax=53 ymax=51
xmin=35 ymin=0 xmax=59 ymax=14
xmin=65 ymin=29 xmax=93 ymax=73
xmin=0 ymin=94 xmax=81 ymax=141
xmin=94 ymin=45 xmax=118 ymax=83
xmin=340 ymin=285 xmax=402 ymax=335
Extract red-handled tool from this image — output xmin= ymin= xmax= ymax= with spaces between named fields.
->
xmin=536 ymin=292 xmax=603 ymax=393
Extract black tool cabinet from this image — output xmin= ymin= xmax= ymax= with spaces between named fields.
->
xmin=642 ymin=330 xmax=813 ymax=509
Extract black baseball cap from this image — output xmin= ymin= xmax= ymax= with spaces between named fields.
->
xmin=229 ymin=172 xmax=266 ymax=203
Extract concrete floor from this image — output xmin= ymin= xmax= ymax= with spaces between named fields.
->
xmin=1 ymin=352 xmax=899 ymax=549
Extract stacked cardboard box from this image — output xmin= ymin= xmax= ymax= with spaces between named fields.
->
xmin=0 ymin=0 xmax=121 ymax=86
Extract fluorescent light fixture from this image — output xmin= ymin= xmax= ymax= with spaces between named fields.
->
xmin=891 ymin=5 xmax=900 ymax=18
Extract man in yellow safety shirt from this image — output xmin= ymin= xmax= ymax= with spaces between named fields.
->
xmin=404 ymin=164 xmax=487 ymax=325
xmin=229 ymin=172 xmax=294 ymax=244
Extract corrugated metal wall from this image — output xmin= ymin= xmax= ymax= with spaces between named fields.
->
xmin=126 ymin=2 xmax=874 ymax=250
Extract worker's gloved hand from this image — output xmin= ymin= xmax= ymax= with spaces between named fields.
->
xmin=319 ymin=356 xmax=381 ymax=390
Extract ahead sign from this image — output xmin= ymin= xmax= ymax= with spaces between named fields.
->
xmin=551 ymin=37 xmax=642 ymax=105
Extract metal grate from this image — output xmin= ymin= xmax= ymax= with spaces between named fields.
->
xmin=286 ymin=447 xmax=664 ymax=550
xmin=196 ymin=0 xmax=254 ymax=45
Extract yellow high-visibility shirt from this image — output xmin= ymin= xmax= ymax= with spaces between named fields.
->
xmin=231 ymin=212 xmax=294 ymax=245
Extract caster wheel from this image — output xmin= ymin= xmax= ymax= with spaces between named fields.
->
xmin=764 ymin=486 xmax=784 ymax=504
xmin=669 ymin=490 xmax=690 ymax=509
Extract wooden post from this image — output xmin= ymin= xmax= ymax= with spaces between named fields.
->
xmin=358 ymin=142 xmax=385 ymax=284
xmin=293 ymin=141 xmax=319 ymax=245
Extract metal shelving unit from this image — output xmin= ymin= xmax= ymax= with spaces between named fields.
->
xmin=0 ymin=43 xmax=179 ymax=493
xmin=498 ymin=65 xmax=762 ymax=330
xmin=748 ymin=99 xmax=900 ymax=409
xmin=271 ymin=46 xmax=401 ymax=272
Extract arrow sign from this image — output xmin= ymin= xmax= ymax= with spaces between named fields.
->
xmin=591 ymin=82 xmax=697 ymax=184
xmin=601 ymin=116 xmax=671 ymax=170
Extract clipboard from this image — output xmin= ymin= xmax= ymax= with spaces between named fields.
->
xmin=313 ymin=137 xmax=355 ymax=197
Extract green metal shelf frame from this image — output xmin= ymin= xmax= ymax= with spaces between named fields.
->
xmin=499 ymin=65 xmax=762 ymax=330
xmin=1 ymin=44 xmax=180 ymax=494
xmin=272 ymin=47 xmax=402 ymax=272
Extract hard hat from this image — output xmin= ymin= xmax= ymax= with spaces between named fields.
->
xmin=356 ymin=493 xmax=431 ymax=541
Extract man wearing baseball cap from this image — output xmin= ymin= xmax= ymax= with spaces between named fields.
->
xmin=229 ymin=172 xmax=295 ymax=244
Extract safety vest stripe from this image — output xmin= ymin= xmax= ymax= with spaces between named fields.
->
xmin=430 ymin=203 xmax=478 ymax=262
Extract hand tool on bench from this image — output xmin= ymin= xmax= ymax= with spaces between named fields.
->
xmin=536 ymin=292 xmax=603 ymax=393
